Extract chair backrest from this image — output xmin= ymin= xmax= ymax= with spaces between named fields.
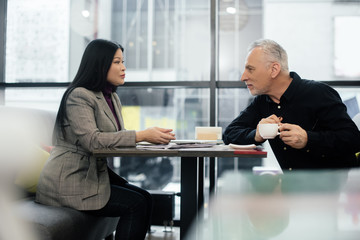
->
xmin=352 ymin=112 xmax=360 ymax=130
xmin=0 ymin=106 xmax=56 ymax=145
xmin=344 ymin=96 xmax=360 ymax=119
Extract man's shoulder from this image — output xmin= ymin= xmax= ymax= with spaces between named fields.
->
xmin=295 ymin=75 xmax=340 ymax=102
xmin=292 ymin=72 xmax=319 ymax=85
xmin=295 ymin=75 xmax=332 ymax=92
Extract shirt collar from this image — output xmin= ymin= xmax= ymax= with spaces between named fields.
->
xmin=281 ymin=71 xmax=301 ymax=102
xmin=264 ymin=71 xmax=301 ymax=103
xmin=102 ymin=82 xmax=116 ymax=97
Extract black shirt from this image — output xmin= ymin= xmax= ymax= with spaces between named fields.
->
xmin=223 ymin=72 xmax=360 ymax=169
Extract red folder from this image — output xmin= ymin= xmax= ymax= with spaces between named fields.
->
xmin=234 ymin=149 xmax=267 ymax=156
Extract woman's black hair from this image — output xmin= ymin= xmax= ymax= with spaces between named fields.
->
xmin=54 ymin=39 xmax=124 ymax=141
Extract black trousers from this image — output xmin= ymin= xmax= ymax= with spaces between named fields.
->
xmin=84 ymin=183 xmax=153 ymax=240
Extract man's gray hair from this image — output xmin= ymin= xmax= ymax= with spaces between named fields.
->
xmin=248 ymin=39 xmax=289 ymax=72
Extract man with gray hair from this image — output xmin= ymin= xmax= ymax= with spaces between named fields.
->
xmin=223 ymin=39 xmax=360 ymax=169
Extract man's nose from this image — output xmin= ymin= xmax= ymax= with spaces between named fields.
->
xmin=240 ymin=72 xmax=247 ymax=82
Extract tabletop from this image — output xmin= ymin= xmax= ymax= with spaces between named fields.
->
xmin=92 ymin=144 xmax=267 ymax=158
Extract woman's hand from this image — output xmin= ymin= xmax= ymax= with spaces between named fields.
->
xmin=136 ymin=127 xmax=176 ymax=144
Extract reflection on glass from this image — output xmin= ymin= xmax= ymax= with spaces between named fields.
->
xmin=187 ymin=169 xmax=360 ymax=240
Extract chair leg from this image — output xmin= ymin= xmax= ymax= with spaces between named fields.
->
xmin=104 ymin=232 xmax=114 ymax=240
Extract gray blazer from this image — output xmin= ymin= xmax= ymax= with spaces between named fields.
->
xmin=36 ymin=87 xmax=136 ymax=210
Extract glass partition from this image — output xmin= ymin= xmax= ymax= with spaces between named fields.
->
xmin=218 ymin=0 xmax=262 ymax=81
xmin=117 ymin=87 xmax=210 ymax=139
xmin=113 ymin=0 xmax=211 ymax=82
xmin=5 ymin=0 xmax=70 ymax=83
xmin=5 ymin=0 xmax=211 ymax=83
xmin=218 ymin=0 xmax=360 ymax=81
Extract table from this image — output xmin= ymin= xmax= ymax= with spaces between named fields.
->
xmin=93 ymin=145 xmax=267 ymax=239
xmin=186 ymin=168 xmax=360 ymax=240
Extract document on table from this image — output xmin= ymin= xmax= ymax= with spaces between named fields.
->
xmin=228 ymin=143 xmax=257 ymax=149
xmin=136 ymin=142 xmax=217 ymax=149
xmin=170 ymin=139 xmax=224 ymax=145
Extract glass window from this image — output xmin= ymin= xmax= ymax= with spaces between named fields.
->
xmin=5 ymin=0 xmax=211 ymax=84
xmin=7 ymin=0 xmax=360 ymax=84
xmin=334 ymin=16 xmax=360 ymax=79
xmin=218 ymin=88 xmax=253 ymax=130
xmin=263 ymin=0 xmax=360 ymax=81
xmin=5 ymin=0 xmax=70 ymax=83
xmin=113 ymin=0 xmax=211 ymax=82
xmin=117 ymin=87 xmax=210 ymax=139
xmin=219 ymin=0 xmax=360 ymax=81
xmin=218 ymin=0 xmax=262 ymax=81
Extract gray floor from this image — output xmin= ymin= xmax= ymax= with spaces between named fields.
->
xmin=146 ymin=226 xmax=180 ymax=240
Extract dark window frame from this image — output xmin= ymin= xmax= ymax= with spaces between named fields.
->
xmin=1 ymin=0 xmax=360 ymax=108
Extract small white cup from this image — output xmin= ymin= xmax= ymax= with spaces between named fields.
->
xmin=259 ymin=123 xmax=280 ymax=139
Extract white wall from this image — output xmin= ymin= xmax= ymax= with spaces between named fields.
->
xmin=263 ymin=0 xmax=360 ymax=81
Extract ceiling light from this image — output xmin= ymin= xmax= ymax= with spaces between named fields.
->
xmin=226 ymin=7 xmax=236 ymax=14
xmin=81 ymin=10 xmax=90 ymax=18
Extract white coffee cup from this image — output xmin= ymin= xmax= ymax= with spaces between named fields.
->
xmin=259 ymin=123 xmax=280 ymax=139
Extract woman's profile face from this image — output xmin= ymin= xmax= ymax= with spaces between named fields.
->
xmin=107 ymin=48 xmax=126 ymax=86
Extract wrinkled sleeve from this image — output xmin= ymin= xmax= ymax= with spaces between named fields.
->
xmin=223 ymin=97 xmax=263 ymax=145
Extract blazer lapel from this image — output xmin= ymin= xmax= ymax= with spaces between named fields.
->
xmin=112 ymin=92 xmax=125 ymax=130
xmin=94 ymin=91 xmax=119 ymax=131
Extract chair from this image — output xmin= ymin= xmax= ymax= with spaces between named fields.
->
xmin=16 ymin=196 xmax=118 ymax=240
xmin=352 ymin=113 xmax=360 ymax=160
xmin=344 ymin=96 xmax=360 ymax=119
xmin=352 ymin=112 xmax=360 ymax=130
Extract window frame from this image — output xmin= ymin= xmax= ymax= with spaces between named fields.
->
xmin=1 ymin=0 xmax=360 ymax=117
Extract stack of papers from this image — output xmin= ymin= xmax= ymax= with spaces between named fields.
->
xmin=170 ymin=139 xmax=224 ymax=145
xmin=228 ymin=143 xmax=257 ymax=149
xmin=136 ymin=142 xmax=217 ymax=149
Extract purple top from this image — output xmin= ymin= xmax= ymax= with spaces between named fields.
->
xmin=102 ymin=83 xmax=121 ymax=130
